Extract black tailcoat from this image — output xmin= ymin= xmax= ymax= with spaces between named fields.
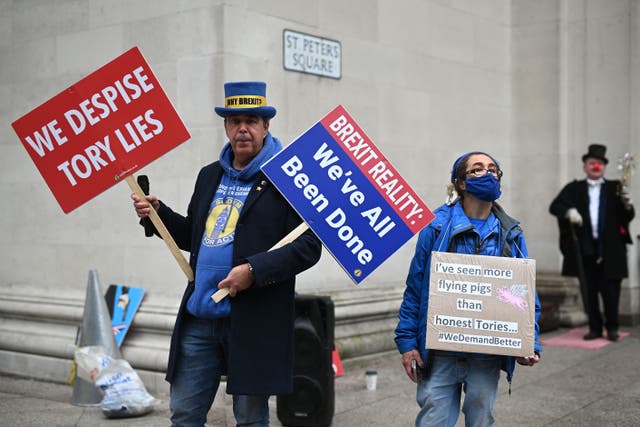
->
xmin=549 ymin=179 xmax=634 ymax=279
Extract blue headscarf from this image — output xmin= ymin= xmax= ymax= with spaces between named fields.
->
xmin=450 ymin=151 xmax=500 ymax=183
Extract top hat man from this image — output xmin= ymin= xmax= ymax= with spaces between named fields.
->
xmin=132 ymin=81 xmax=322 ymax=426
xmin=549 ymin=144 xmax=634 ymax=341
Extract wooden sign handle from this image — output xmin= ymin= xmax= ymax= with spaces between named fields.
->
xmin=126 ymin=175 xmax=194 ymax=282
xmin=211 ymin=222 xmax=310 ymax=302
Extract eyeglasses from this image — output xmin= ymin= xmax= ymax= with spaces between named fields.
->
xmin=465 ymin=167 xmax=503 ymax=179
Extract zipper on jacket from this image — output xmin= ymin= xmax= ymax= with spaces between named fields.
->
xmin=474 ymin=230 xmax=495 ymax=255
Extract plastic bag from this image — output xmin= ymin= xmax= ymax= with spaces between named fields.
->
xmin=74 ymin=345 xmax=114 ymax=382
xmin=95 ymin=358 xmax=157 ymax=418
xmin=74 ymin=346 xmax=157 ymax=418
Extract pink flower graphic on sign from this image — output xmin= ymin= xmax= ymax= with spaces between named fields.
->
xmin=497 ymin=285 xmax=528 ymax=312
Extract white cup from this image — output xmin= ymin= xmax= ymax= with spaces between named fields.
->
xmin=365 ymin=370 xmax=378 ymax=391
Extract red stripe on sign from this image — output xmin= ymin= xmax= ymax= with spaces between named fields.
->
xmin=319 ymin=105 xmax=433 ymax=233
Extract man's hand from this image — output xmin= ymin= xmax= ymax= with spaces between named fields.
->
xmin=516 ymin=353 xmax=540 ymax=367
xmin=565 ymin=208 xmax=583 ymax=226
xmin=218 ymin=263 xmax=254 ymax=297
xmin=620 ymin=189 xmax=633 ymax=207
xmin=131 ymin=193 xmax=159 ymax=218
xmin=401 ymin=350 xmax=424 ymax=383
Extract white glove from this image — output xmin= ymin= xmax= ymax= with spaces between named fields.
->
xmin=620 ymin=189 xmax=633 ymax=206
xmin=565 ymin=208 xmax=583 ymax=226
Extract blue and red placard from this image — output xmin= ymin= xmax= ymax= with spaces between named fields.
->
xmin=262 ymin=105 xmax=434 ymax=284
xmin=105 ymin=284 xmax=145 ymax=347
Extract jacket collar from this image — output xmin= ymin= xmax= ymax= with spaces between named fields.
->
xmin=432 ymin=201 xmax=521 ymax=240
xmin=587 ymin=177 xmax=605 ymax=186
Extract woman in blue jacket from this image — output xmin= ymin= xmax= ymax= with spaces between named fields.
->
xmin=395 ymin=152 xmax=542 ymax=427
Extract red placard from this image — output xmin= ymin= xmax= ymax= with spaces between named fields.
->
xmin=11 ymin=46 xmax=190 ymax=213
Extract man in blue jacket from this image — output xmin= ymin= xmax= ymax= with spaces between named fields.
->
xmin=132 ymin=81 xmax=322 ymax=426
xmin=395 ymin=152 xmax=541 ymax=427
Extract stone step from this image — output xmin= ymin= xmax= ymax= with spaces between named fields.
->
xmin=0 ymin=272 xmax=587 ymax=393
xmin=0 ymin=285 xmax=404 ymax=392
xmin=535 ymin=273 xmax=587 ymax=329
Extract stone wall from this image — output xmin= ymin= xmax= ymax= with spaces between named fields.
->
xmin=2 ymin=0 xmax=515 ymax=294
xmin=1 ymin=0 xmax=639 ymax=392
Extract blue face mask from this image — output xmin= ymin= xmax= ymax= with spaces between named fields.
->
xmin=464 ymin=173 xmax=501 ymax=202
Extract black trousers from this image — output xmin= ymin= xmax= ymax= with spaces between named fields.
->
xmin=582 ymin=256 xmax=622 ymax=334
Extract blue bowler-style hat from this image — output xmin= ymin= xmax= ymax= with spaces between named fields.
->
xmin=214 ymin=81 xmax=277 ymax=119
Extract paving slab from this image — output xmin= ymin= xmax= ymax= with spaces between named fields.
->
xmin=0 ymin=326 xmax=639 ymax=426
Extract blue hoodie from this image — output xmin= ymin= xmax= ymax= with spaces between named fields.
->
xmin=186 ymin=133 xmax=283 ymax=318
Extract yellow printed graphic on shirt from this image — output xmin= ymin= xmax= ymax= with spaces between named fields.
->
xmin=203 ymin=197 xmax=243 ymax=247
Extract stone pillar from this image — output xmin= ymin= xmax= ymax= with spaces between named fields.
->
xmin=622 ymin=0 xmax=640 ymax=326
xmin=536 ymin=272 xmax=587 ymax=331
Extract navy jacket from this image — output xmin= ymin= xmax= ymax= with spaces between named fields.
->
xmin=157 ymin=161 xmax=322 ymax=394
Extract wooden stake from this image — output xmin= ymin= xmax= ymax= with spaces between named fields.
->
xmin=211 ymin=222 xmax=310 ymax=302
xmin=126 ymin=175 xmax=194 ymax=282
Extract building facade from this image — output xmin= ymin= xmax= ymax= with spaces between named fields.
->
xmin=1 ymin=1 xmax=639 ymax=327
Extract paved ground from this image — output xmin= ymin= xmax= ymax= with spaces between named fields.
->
xmin=1 ymin=325 xmax=639 ymax=426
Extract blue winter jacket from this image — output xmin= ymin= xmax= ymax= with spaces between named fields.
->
xmin=394 ymin=201 xmax=542 ymax=384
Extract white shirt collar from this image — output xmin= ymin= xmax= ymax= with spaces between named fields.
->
xmin=587 ymin=177 xmax=605 ymax=186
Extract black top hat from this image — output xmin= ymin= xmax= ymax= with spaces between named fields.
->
xmin=582 ymin=144 xmax=608 ymax=164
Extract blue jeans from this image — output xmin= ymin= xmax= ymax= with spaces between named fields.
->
xmin=170 ymin=315 xmax=270 ymax=426
xmin=416 ymin=352 xmax=501 ymax=427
